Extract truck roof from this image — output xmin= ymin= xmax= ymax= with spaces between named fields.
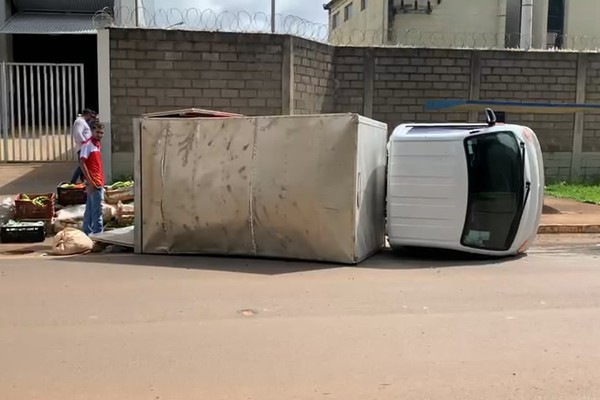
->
xmin=390 ymin=123 xmax=525 ymax=141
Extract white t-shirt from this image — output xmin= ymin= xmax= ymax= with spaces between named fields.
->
xmin=72 ymin=116 xmax=91 ymax=151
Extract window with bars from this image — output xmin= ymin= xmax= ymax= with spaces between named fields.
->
xmin=344 ymin=2 xmax=353 ymax=21
xmin=332 ymin=12 xmax=340 ymax=29
xmin=394 ymin=0 xmax=441 ymax=14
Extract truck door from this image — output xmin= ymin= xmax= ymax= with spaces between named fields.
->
xmin=461 ymin=127 xmax=526 ymax=251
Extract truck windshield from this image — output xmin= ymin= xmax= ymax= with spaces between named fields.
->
xmin=461 ymin=131 xmax=525 ymax=251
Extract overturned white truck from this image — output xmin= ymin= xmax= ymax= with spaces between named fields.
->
xmin=127 ymin=107 xmax=542 ymax=262
xmin=387 ymin=109 xmax=545 ymax=256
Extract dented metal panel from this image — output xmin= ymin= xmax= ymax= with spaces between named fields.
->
xmin=140 ymin=117 xmax=255 ymax=255
xmin=141 ymin=108 xmax=243 ymax=119
xmin=137 ymin=113 xmax=388 ymax=264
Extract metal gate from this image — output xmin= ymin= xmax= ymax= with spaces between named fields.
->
xmin=0 ymin=62 xmax=85 ymax=162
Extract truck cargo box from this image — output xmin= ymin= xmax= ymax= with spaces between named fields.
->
xmin=134 ymin=112 xmax=388 ymax=264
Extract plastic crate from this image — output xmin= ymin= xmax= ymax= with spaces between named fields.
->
xmin=0 ymin=224 xmax=46 ymax=243
xmin=15 ymin=193 xmax=56 ymax=220
xmin=57 ymin=183 xmax=87 ymax=206
xmin=104 ymin=186 xmax=134 ymax=204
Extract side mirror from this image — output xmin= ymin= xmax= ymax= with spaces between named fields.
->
xmin=485 ymin=108 xmax=497 ymax=127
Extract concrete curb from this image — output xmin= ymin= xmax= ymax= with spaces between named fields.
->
xmin=538 ymin=224 xmax=600 ymax=234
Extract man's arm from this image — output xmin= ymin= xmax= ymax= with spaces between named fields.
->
xmin=72 ymin=120 xmax=87 ymax=145
xmin=79 ymin=158 xmax=96 ymax=190
xmin=79 ymin=146 xmax=101 ymax=190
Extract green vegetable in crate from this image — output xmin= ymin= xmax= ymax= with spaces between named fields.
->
xmin=60 ymin=183 xmax=76 ymax=189
xmin=20 ymin=194 xmax=30 ymax=201
xmin=107 ymin=181 xmax=134 ymax=190
xmin=32 ymin=196 xmax=50 ymax=208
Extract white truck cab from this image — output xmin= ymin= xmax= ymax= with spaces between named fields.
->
xmin=386 ymin=109 xmax=544 ymax=256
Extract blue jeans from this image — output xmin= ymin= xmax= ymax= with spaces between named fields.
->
xmin=70 ymin=150 xmax=83 ymax=184
xmin=83 ymin=187 xmax=104 ymax=235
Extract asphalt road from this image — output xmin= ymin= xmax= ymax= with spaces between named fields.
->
xmin=1 ymin=235 xmax=600 ymax=399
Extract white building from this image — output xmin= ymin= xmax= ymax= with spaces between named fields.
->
xmin=325 ymin=0 xmax=595 ymax=50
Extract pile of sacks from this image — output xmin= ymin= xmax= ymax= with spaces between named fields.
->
xmin=51 ymin=181 xmax=133 ymax=255
xmin=53 ymin=201 xmax=134 ymax=231
xmin=53 ymin=203 xmax=115 ymax=232
xmin=115 ymin=201 xmax=134 ymax=227
xmin=50 ymin=200 xmax=135 ymax=256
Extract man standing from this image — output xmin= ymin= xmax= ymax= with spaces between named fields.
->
xmin=70 ymin=108 xmax=96 ymax=184
xmin=80 ymin=122 xmax=105 ymax=236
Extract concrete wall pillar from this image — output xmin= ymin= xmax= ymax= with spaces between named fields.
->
xmin=97 ymin=28 xmax=112 ymax=182
xmin=363 ymin=49 xmax=374 ymax=118
xmin=532 ymin=0 xmax=549 ymax=49
xmin=570 ymin=53 xmax=588 ymax=181
xmin=281 ymin=36 xmax=294 ymax=115
xmin=520 ymin=0 xmax=534 ymax=49
xmin=468 ymin=52 xmax=482 ymax=122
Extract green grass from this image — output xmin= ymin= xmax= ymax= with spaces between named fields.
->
xmin=545 ymin=183 xmax=600 ymax=205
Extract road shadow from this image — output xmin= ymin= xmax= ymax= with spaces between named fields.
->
xmin=52 ymin=251 xmax=345 ymax=275
xmin=0 ymin=243 xmax=51 ymax=255
xmin=0 ymin=162 xmax=75 ymax=196
xmin=50 ymin=245 xmax=519 ymax=276
xmin=365 ymin=246 xmax=523 ymax=270
xmin=543 ymin=204 xmax=561 ymax=214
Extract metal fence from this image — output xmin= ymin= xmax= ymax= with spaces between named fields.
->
xmin=93 ymin=6 xmax=600 ymax=51
xmin=0 ymin=62 xmax=85 ymax=162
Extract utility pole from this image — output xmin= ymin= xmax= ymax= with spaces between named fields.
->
xmin=532 ymin=0 xmax=549 ymax=49
xmin=271 ymin=0 xmax=276 ymax=33
xmin=520 ymin=0 xmax=533 ymax=49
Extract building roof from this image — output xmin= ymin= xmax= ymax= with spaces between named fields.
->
xmin=0 ymin=0 xmax=114 ymax=35
xmin=0 ymin=13 xmax=97 ymax=35
xmin=323 ymin=0 xmax=345 ymax=11
xmin=13 ymin=0 xmax=114 ymax=14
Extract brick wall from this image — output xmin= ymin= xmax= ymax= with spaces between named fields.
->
xmin=372 ymin=48 xmax=471 ymax=130
xmin=108 ymin=29 xmax=597 ymax=181
xmin=479 ymin=52 xmax=578 ymax=153
xmin=334 ymin=47 xmax=366 ymax=115
xmin=110 ymin=29 xmax=283 ymax=156
xmin=543 ymin=153 xmax=573 ymax=182
xmin=580 ymin=154 xmax=600 ymax=180
xmin=293 ymin=39 xmax=335 ymax=114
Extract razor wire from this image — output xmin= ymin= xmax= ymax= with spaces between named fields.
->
xmin=93 ymin=6 xmax=330 ymax=41
xmin=93 ymin=6 xmax=600 ymax=51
